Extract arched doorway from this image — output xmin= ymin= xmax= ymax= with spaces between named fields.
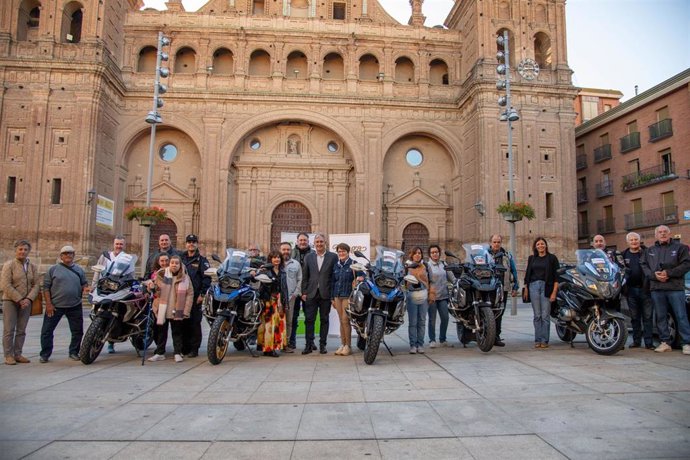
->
xmin=402 ymin=222 xmax=429 ymax=255
xmin=150 ymin=218 xmax=178 ymax=253
xmin=271 ymin=201 xmax=311 ymax=251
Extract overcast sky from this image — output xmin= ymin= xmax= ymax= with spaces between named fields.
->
xmin=143 ymin=0 xmax=690 ymax=101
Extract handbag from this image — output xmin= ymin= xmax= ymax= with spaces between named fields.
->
xmin=31 ymin=291 xmax=43 ymax=316
xmin=521 ymin=286 xmax=531 ymax=303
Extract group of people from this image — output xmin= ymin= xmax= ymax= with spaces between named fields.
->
xmin=522 ymin=225 xmax=690 ymax=354
xmin=3 ymin=224 xmax=689 ymax=365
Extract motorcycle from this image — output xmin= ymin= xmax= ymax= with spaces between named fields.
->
xmin=80 ymin=253 xmax=153 ymax=364
xmin=444 ymin=244 xmax=505 ymax=352
xmin=202 ymin=249 xmax=269 ymax=364
xmin=553 ymin=249 xmax=628 ymax=355
xmin=348 ymin=246 xmax=411 ymax=365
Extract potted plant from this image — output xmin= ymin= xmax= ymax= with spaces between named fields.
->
xmin=124 ymin=206 xmax=168 ymax=227
xmin=496 ymin=201 xmax=535 ymax=222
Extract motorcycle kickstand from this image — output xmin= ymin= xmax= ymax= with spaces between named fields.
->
xmin=382 ymin=339 xmax=394 ymax=357
xmin=245 ymin=338 xmax=260 ymax=358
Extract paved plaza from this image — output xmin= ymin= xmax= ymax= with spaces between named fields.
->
xmin=1 ymin=304 xmax=689 ymax=460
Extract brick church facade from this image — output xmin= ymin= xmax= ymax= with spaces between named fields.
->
xmin=0 ymin=0 xmax=577 ymax=262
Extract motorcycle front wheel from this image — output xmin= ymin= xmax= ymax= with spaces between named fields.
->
xmin=556 ymin=324 xmax=577 ymax=342
xmin=80 ymin=317 xmax=108 ymax=364
xmin=207 ymin=316 xmax=233 ymax=365
xmin=475 ymin=307 xmax=496 ymax=352
xmin=363 ymin=315 xmax=385 ymax=365
xmin=585 ymin=317 xmax=627 ymax=355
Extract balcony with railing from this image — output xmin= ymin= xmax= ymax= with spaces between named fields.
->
xmin=593 ymin=144 xmax=612 ymax=163
xmin=576 ymin=154 xmax=587 ymax=171
xmin=621 ymin=162 xmax=676 ymax=191
xmin=595 ymin=180 xmax=614 ymax=198
xmin=624 ymin=205 xmax=679 ymax=230
xmin=577 ymin=188 xmax=588 ymax=204
xmin=649 ymin=118 xmax=673 ymax=142
xmin=620 ymin=131 xmax=641 ymax=153
xmin=597 ymin=218 xmax=615 ymax=234
xmin=578 ymin=221 xmax=590 ymax=240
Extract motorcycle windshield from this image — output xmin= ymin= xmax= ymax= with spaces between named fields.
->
xmin=220 ymin=249 xmax=250 ymax=276
xmin=576 ymin=249 xmax=618 ymax=282
xmin=373 ymin=246 xmax=404 ymax=276
xmin=463 ymin=243 xmax=494 ymax=266
xmin=106 ymin=253 xmax=137 ymax=278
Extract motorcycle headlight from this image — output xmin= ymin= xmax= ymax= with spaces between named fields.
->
xmin=474 ymin=269 xmax=492 ymax=279
xmin=586 ymin=281 xmax=598 ymax=292
xmin=375 ymin=276 xmax=396 ymax=289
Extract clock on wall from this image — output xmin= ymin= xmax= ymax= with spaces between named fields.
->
xmin=517 ymin=58 xmax=540 ymax=80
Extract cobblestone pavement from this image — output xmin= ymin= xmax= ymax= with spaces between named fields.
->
xmin=1 ymin=304 xmax=689 ymax=459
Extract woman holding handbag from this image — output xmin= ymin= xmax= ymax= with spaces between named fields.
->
xmin=1 ymin=239 xmax=40 ymax=365
xmin=523 ymin=237 xmax=559 ymax=349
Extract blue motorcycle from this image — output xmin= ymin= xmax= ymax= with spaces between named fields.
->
xmin=202 ymin=249 xmax=269 ymax=364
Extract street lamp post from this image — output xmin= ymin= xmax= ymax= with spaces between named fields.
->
xmin=141 ymin=31 xmax=170 ymax=277
xmin=496 ymin=31 xmax=520 ymax=315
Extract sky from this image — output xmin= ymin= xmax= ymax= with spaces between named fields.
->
xmin=143 ymin=0 xmax=690 ymax=101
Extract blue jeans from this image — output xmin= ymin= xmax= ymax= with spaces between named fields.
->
xmin=626 ymin=286 xmax=653 ymax=346
xmin=40 ymin=305 xmax=84 ymax=358
xmin=428 ymin=299 xmax=449 ymax=343
xmin=529 ymin=281 xmax=551 ymax=344
xmin=407 ymin=295 xmax=428 ymax=348
xmin=651 ymin=290 xmax=690 ymax=346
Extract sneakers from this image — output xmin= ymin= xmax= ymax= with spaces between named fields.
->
xmin=409 ymin=347 xmax=417 ymax=354
xmin=683 ymin=344 xmax=690 ymax=355
xmin=148 ymin=354 xmax=166 ymax=362
xmin=68 ymin=353 xmax=80 ymax=361
xmin=107 ymin=343 xmax=115 ymax=354
xmin=429 ymin=341 xmax=437 ymax=348
xmin=14 ymin=355 xmax=30 ymax=364
xmin=283 ymin=347 xmax=295 ymax=354
xmin=655 ymin=342 xmax=672 ymax=353
xmin=174 ymin=354 xmax=184 ymax=362
xmin=334 ymin=345 xmax=344 ymax=356
xmin=417 ymin=347 xmax=425 ymax=354
xmin=5 ymin=357 xmax=16 ymax=365
xmin=39 ymin=356 xmax=49 ymax=363
xmin=341 ymin=345 xmax=352 ymax=356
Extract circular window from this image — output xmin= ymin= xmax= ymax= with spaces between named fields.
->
xmin=406 ymin=148 xmax=423 ymax=167
xmin=327 ymin=141 xmax=339 ymax=153
xmin=159 ymin=143 xmax=178 ymax=162
xmin=249 ymin=138 xmax=261 ymax=150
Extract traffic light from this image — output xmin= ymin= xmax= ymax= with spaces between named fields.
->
xmin=146 ymin=33 xmax=171 ymax=125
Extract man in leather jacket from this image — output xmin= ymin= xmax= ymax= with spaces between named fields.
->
xmin=180 ymin=234 xmax=211 ymax=357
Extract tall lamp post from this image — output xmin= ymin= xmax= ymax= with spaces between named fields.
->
xmin=141 ymin=32 xmax=170 ymax=276
xmin=496 ymin=31 xmax=520 ymax=315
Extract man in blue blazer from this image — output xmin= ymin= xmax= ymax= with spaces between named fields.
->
xmin=301 ymin=233 xmax=338 ymax=354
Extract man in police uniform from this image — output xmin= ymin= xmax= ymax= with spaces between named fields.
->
xmin=180 ymin=234 xmax=211 ymax=357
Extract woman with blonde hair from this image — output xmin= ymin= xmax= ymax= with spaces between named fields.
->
xmin=152 ymin=255 xmax=193 ymax=362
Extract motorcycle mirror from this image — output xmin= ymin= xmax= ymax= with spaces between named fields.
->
xmin=204 ymin=267 xmax=218 ymax=276
xmin=91 ymin=264 xmax=106 ymax=273
xmin=353 ymin=250 xmax=369 ymax=261
xmin=351 ymin=263 xmax=367 ymax=272
xmin=444 ymin=250 xmax=457 ymax=259
xmin=211 ymin=254 xmax=222 ymax=263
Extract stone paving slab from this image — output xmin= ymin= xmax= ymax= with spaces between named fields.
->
xmin=1 ymin=306 xmax=689 ymax=459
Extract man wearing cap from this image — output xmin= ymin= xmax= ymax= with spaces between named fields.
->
xmin=180 ymin=234 xmax=211 ymax=357
xmin=40 ymin=246 xmax=89 ymax=362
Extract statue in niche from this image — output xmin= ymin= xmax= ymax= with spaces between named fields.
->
xmin=287 ymin=137 xmax=300 ymax=155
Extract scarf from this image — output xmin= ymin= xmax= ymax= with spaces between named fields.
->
xmin=156 ymin=267 xmax=190 ymax=323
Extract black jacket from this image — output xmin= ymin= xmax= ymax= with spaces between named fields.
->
xmin=640 ymin=240 xmax=690 ymax=291
xmin=524 ymin=253 xmax=560 ymax=297
xmin=180 ymin=250 xmax=211 ymax=299
xmin=301 ymin=251 xmax=338 ymax=301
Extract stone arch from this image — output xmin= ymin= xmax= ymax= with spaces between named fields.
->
xmin=534 ymin=31 xmax=552 ymax=69
xmin=394 ymin=56 xmax=415 ymax=83
xmin=429 ymin=58 xmax=449 ymax=85
xmin=137 ymin=46 xmax=157 ymax=73
xmin=174 ymin=46 xmax=197 ymax=73
xmin=286 ymin=50 xmax=308 ymax=79
xmin=61 ymin=1 xmax=83 ymax=43
xmin=401 ymin=221 xmax=430 ymax=254
xmin=322 ymin=52 xmax=345 ymax=79
xmin=16 ymin=0 xmax=41 ymax=42
xmin=380 ymin=121 xmax=462 ymax=175
xmin=248 ymin=49 xmax=271 ymax=76
xmin=359 ymin=53 xmax=380 ymax=80
xmin=219 ymin=109 xmax=364 ymax=173
xmin=212 ymin=47 xmax=234 ymax=74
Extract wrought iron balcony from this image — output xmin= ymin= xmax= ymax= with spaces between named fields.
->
xmin=577 ymin=188 xmax=588 ymax=204
xmin=597 ymin=218 xmax=615 ymax=234
xmin=624 ymin=205 xmax=679 ymax=230
xmin=578 ymin=221 xmax=590 ymax=239
xmin=576 ymin=154 xmax=587 ymax=171
xmin=621 ymin=162 xmax=676 ymax=191
xmin=619 ymin=131 xmax=640 ymax=153
xmin=593 ymin=144 xmax=612 ymax=163
xmin=595 ymin=180 xmax=614 ymax=198
xmin=649 ymin=118 xmax=673 ymax=142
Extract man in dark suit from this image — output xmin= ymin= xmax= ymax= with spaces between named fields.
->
xmin=301 ymin=233 xmax=337 ymax=354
